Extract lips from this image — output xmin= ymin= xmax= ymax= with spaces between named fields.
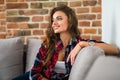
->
xmin=53 ymin=25 xmax=60 ymax=30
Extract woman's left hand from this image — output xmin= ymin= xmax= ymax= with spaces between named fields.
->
xmin=66 ymin=41 xmax=88 ymax=65
xmin=66 ymin=43 xmax=81 ymax=65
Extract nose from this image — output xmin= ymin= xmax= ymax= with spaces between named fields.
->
xmin=52 ymin=19 xmax=58 ymax=25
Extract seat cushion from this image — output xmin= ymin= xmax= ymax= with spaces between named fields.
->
xmin=0 ymin=37 xmax=24 ymax=80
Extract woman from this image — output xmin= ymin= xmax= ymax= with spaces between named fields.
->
xmin=13 ymin=5 xmax=119 ymax=80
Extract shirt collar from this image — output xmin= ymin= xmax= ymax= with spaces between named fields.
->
xmin=55 ymin=37 xmax=78 ymax=51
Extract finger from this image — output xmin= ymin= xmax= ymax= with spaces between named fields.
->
xmin=66 ymin=54 xmax=70 ymax=62
xmin=71 ymin=56 xmax=75 ymax=65
xmin=71 ymin=56 xmax=73 ymax=65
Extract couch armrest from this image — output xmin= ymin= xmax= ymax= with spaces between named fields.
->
xmin=69 ymin=46 xmax=105 ymax=80
xmin=25 ymin=39 xmax=43 ymax=72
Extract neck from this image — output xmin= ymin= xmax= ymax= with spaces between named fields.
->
xmin=60 ymin=32 xmax=72 ymax=48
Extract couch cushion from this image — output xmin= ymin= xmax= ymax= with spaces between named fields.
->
xmin=0 ymin=37 xmax=24 ymax=80
xmin=25 ymin=39 xmax=42 ymax=72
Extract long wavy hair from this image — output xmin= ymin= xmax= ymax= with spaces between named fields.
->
xmin=42 ymin=5 xmax=80 ymax=66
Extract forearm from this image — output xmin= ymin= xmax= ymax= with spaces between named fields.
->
xmin=78 ymin=41 xmax=119 ymax=55
xmin=67 ymin=41 xmax=119 ymax=65
xmin=94 ymin=43 xmax=119 ymax=55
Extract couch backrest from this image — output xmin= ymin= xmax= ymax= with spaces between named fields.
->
xmin=0 ymin=37 xmax=24 ymax=80
xmin=25 ymin=39 xmax=43 ymax=72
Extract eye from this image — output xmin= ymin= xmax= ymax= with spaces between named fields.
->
xmin=57 ymin=16 xmax=62 ymax=21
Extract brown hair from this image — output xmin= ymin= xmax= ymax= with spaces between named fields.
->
xmin=42 ymin=5 xmax=80 ymax=66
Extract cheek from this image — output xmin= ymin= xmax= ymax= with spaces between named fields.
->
xmin=58 ymin=21 xmax=68 ymax=29
xmin=58 ymin=21 xmax=62 ymax=25
xmin=63 ymin=21 xmax=68 ymax=30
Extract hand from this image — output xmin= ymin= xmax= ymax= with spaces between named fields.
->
xmin=66 ymin=43 xmax=81 ymax=65
xmin=66 ymin=41 xmax=88 ymax=65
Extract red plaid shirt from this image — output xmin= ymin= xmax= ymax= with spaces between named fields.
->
xmin=29 ymin=37 xmax=102 ymax=80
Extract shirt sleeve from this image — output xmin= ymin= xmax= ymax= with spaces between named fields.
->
xmin=29 ymin=44 xmax=46 ymax=80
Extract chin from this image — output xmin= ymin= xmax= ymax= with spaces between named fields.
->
xmin=54 ymin=32 xmax=59 ymax=34
xmin=54 ymin=30 xmax=60 ymax=33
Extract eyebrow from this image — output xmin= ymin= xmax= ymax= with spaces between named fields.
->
xmin=57 ymin=16 xmax=62 ymax=18
xmin=53 ymin=16 xmax=62 ymax=19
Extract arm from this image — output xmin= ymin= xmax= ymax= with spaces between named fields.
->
xmin=29 ymin=45 xmax=48 ymax=80
xmin=78 ymin=41 xmax=119 ymax=55
xmin=67 ymin=41 xmax=119 ymax=65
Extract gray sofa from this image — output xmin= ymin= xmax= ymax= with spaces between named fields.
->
xmin=0 ymin=37 xmax=120 ymax=80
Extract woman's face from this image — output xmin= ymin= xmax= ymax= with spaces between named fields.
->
xmin=52 ymin=11 xmax=68 ymax=34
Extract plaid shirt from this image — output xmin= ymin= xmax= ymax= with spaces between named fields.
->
xmin=29 ymin=37 xmax=102 ymax=80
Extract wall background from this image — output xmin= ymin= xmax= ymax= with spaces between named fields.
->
xmin=0 ymin=0 xmax=101 ymax=43
xmin=102 ymin=0 xmax=120 ymax=48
